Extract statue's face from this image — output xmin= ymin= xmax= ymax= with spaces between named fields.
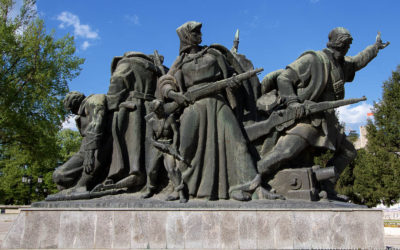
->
xmin=69 ymin=103 xmax=80 ymax=115
xmin=189 ymin=27 xmax=202 ymax=45
xmin=337 ymin=41 xmax=351 ymax=57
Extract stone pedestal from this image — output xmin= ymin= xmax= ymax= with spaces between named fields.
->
xmin=2 ymin=199 xmax=384 ymax=249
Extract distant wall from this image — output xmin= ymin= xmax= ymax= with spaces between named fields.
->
xmin=380 ymin=209 xmax=400 ymax=236
xmin=0 ymin=205 xmax=29 ymax=214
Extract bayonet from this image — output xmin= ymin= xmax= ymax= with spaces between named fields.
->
xmin=153 ymin=50 xmax=166 ymax=75
xmin=231 ymin=29 xmax=240 ymax=54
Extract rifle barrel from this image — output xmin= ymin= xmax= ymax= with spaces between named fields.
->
xmin=245 ymin=96 xmax=367 ymax=142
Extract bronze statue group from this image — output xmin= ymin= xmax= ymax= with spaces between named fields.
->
xmin=48 ymin=21 xmax=389 ymax=203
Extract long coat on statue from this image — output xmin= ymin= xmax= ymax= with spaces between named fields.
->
xmin=106 ymin=52 xmax=161 ymax=181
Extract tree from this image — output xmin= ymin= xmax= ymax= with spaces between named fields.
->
xmin=0 ymin=129 xmax=82 ymax=204
xmin=347 ymin=130 xmax=359 ymax=144
xmin=0 ymin=0 xmax=84 ymax=204
xmin=57 ymin=128 xmax=82 ymax=162
xmin=336 ymin=66 xmax=400 ymax=207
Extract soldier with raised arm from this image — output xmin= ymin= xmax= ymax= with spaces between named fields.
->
xmin=256 ymin=28 xmax=389 ymax=200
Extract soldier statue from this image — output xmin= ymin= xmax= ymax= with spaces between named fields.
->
xmin=52 ymin=91 xmax=112 ymax=197
xmin=254 ymin=28 xmax=389 ymax=200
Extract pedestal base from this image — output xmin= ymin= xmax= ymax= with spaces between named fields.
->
xmin=2 ymin=201 xmax=383 ymax=249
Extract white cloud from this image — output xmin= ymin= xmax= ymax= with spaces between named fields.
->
xmin=62 ymin=115 xmax=78 ymax=131
xmin=81 ymin=41 xmax=91 ymax=50
xmin=57 ymin=11 xmax=99 ymax=39
xmin=337 ymin=102 xmax=373 ymax=124
xmin=125 ymin=14 xmax=140 ymax=25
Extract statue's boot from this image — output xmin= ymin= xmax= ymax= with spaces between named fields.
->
xmin=91 ymin=173 xmax=144 ymax=192
xmin=179 ymin=190 xmax=188 ymax=203
xmin=141 ymin=187 xmax=154 ymax=199
xmin=253 ymin=186 xmax=285 ymax=200
xmin=230 ymin=190 xmax=252 ymax=201
xmin=46 ymin=173 xmax=93 ymax=200
xmin=165 ymin=191 xmax=179 ymax=201
xmin=114 ymin=173 xmax=145 ymax=189
xmin=229 ymin=174 xmax=261 ymax=193
xmin=45 ymin=185 xmax=90 ymax=201
xmin=228 ymin=174 xmax=262 ymax=201
xmin=320 ymin=178 xmax=349 ymax=202
xmin=165 ymin=183 xmax=187 ymax=203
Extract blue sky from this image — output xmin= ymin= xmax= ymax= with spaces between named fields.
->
xmin=31 ymin=0 xmax=400 ymax=132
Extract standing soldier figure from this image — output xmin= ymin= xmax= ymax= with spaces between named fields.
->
xmin=143 ymin=99 xmax=188 ymax=203
xmin=104 ymin=52 xmax=166 ymax=190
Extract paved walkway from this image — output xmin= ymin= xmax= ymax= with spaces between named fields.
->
xmin=1 ymin=213 xmax=400 ymax=249
xmin=385 ymin=235 xmax=400 ymax=249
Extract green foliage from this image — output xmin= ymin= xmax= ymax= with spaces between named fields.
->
xmin=347 ymin=130 xmax=359 ymax=144
xmin=367 ymin=66 xmax=400 ymax=154
xmin=57 ymin=128 xmax=82 ymax=162
xmin=313 ymin=149 xmax=334 ymax=167
xmin=336 ymin=66 xmax=400 ymax=207
xmin=0 ymin=129 xmax=82 ymax=204
xmin=0 ymin=0 xmax=84 ymax=204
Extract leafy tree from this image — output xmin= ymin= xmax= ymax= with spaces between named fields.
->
xmin=57 ymin=128 xmax=82 ymax=163
xmin=347 ymin=130 xmax=359 ymax=144
xmin=0 ymin=129 xmax=82 ymax=204
xmin=0 ymin=0 xmax=84 ymax=204
xmin=336 ymin=66 xmax=400 ymax=207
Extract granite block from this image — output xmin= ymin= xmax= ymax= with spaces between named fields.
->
xmin=219 ymin=211 xmax=239 ymax=249
xmin=256 ymin=211 xmax=275 ymax=249
xmin=36 ymin=211 xmax=60 ymax=249
xmin=94 ymin=211 xmax=113 ymax=248
xmin=166 ymin=211 xmax=185 ymax=249
xmin=201 ymin=211 xmax=221 ymax=249
xmin=112 ymin=210 xmax=131 ymax=248
xmin=183 ymin=211 xmax=203 ymax=249
xmin=2 ymin=207 xmax=384 ymax=249
xmin=130 ymin=211 xmax=150 ymax=249
xmin=1 ymin=212 xmax=25 ymax=249
xmin=58 ymin=211 xmax=80 ymax=248
xmin=308 ymin=211 xmax=333 ymax=249
xmin=273 ymin=211 xmax=294 ymax=249
xmin=292 ymin=211 xmax=312 ymax=248
xmin=147 ymin=211 xmax=167 ymax=249
xmin=20 ymin=210 xmax=42 ymax=249
xmin=238 ymin=211 xmax=257 ymax=249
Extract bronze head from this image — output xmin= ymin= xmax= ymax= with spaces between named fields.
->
xmin=176 ymin=21 xmax=202 ymax=54
xmin=64 ymin=91 xmax=85 ymax=115
xmin=327 ymin=27 xmax=353 ymax=58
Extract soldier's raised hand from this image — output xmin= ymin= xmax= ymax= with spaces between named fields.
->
xmin=375 ymin=31 xmax=390 ymax=50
